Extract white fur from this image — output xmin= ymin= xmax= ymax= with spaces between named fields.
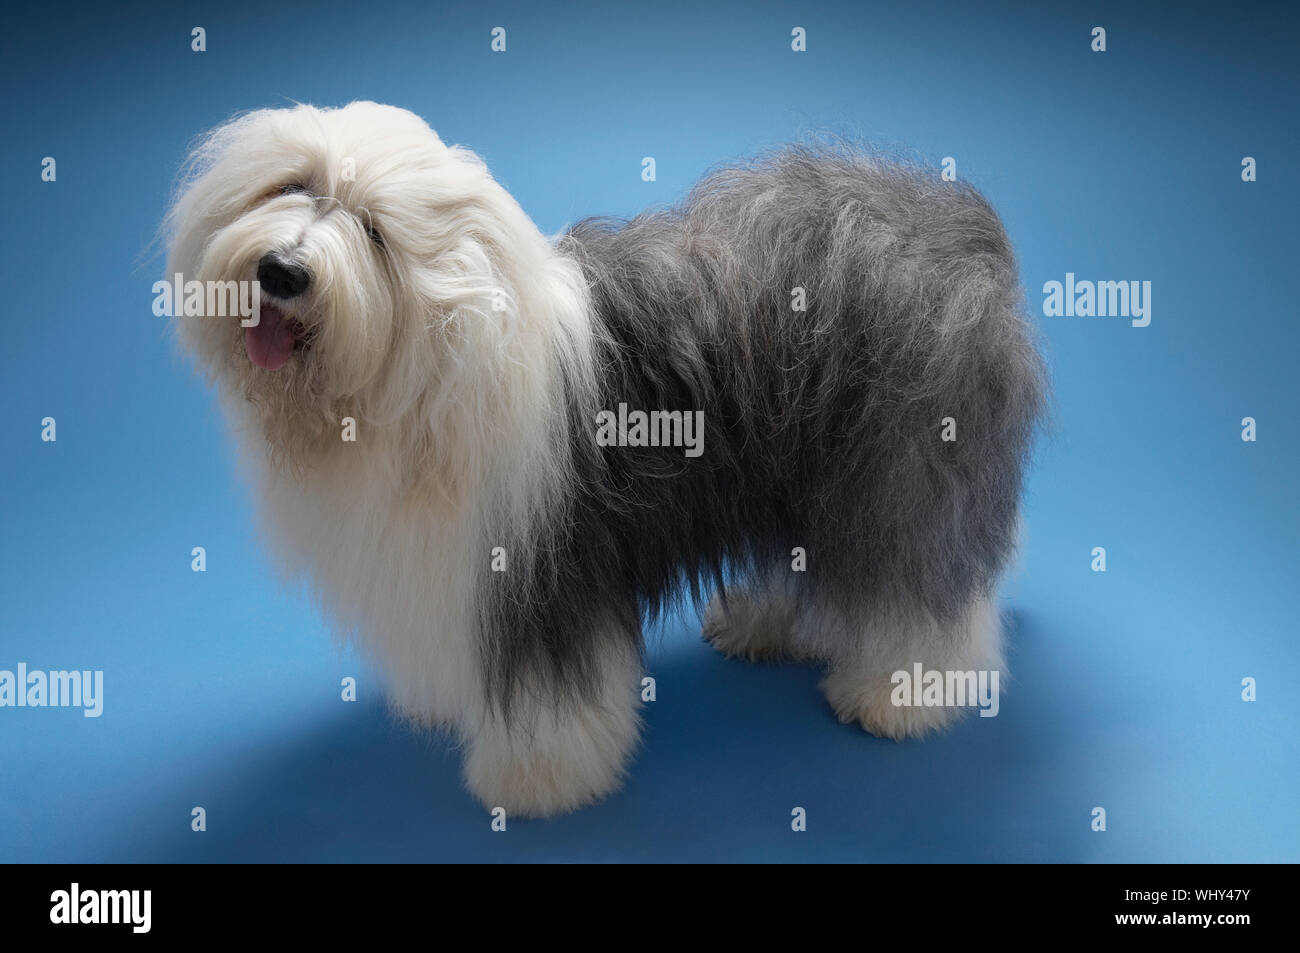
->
xmin=817 ymin=595 xmax=1006 ymax=740
xmin=167 ymin=102 xmax=604 ymax=814
xmin=464 ymin=634 xmax=643 ymax=816
xmin=705 ymin=574 xmax=1005 ymax=739
xmin=702 ymin=572 xmax=806 ymax=663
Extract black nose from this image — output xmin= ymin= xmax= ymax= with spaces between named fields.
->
xmin=256 ymin=254 xmax=311 ymax=299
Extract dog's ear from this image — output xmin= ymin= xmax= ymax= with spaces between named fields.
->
xmin=166 ymin=111 xmax=272 ymax=251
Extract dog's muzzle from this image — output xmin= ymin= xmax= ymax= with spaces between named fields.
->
xmin=247 ymin=254 xmax=312 ymax=371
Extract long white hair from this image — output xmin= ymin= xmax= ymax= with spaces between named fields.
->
xmin=165 ymin=101 xmax=596 ymax=725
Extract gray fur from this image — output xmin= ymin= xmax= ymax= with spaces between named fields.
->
xmin=482 ymin=144 xmax=1045 ymax=714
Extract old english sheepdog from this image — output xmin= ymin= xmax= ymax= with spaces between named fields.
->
xmin=165 ymin=101 xmax=1044 ymax=816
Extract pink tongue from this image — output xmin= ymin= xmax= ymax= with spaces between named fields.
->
xmin=245 ymin=305 xmax=295 ymax=370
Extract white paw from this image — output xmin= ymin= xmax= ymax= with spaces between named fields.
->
xmin=820 ymin=596 xmax=1005 ymax=740
xmin=701 ymin=591 xmax=796 ymax=662
xmin=821 ymin=666 xmax=966 ymax=740
xmin=464 ymin=698 xmax=640 ymax=818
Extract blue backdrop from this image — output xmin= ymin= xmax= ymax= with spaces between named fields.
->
xmin=2 ymin=0 xmax=1297 ymax=862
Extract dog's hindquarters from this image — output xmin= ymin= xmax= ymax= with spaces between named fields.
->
xmin=563 ymin=146 xmax=1043 ymax=735
xmin=463 ymin=146 xmax=1044 ymax=811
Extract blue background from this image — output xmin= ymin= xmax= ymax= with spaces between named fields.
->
xmin=2 ymin=0 xmax=1297 ymax=862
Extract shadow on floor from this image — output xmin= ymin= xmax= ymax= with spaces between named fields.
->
xmin=122 ymin=609 xmax=1096 ymax=862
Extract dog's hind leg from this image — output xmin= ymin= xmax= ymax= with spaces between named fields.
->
xmin=701 ymin=569 xmax=807 ymax=663
xmin=462 ymin=623 xmax=644 ymax=818
xmin=817 ymin=592 xmax=1006 ymax=740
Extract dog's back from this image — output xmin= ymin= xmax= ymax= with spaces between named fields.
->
xmin=555 ymin=147 xmax=1042 ymax=620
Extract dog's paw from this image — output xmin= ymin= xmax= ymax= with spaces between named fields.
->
xmin=701 ymin=592 xmax=795 ymax=662
xmin=820 ymin=667 xmax=966 ymax=740
xmin=464 ymin=749 xmax=620 ymax=818
xmin=463 ymin=701 xmax=639 ymax=818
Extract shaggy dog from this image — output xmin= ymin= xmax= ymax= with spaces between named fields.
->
xmin=166 ymin=101 xmax=1044 ymax=816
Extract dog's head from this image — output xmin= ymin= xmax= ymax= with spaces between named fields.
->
xmin=165 ymin=101 xmax=585 ymax=473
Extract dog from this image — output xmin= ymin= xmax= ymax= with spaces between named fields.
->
xmin=165 ymin=101 xmax=1044 ymax=816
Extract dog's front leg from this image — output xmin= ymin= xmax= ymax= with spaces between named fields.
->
xmin=462 ymin=632 xmax=643 ymax=818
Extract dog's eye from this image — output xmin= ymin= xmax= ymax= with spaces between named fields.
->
xmin=279 ymin=183 xmax=309 ymax=195
xmin=367 ymin=224 xmax=385 ymax=249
